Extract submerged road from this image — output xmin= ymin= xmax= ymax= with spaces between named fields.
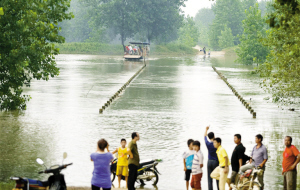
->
xmin=1 ymin=54 xmax=300 ymax=189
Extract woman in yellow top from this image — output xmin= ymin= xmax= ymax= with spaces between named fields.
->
xmin=112 ymin=139 xmax=133 ymax=188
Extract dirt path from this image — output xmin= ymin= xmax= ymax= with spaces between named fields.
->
xmin=193 ymin=45 xmax=226 ymax=56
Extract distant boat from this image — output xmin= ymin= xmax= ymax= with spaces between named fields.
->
xmin=124 ymin=42 xmax=150 ymax=60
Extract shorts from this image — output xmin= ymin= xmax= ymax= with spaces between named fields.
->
xmin=116 ymin=165 xmax=129 ymax=176
xmin=190 ymin=173 xmax=202 ymax=189
xmin=184 ymin=169 xmax=192 ymax=181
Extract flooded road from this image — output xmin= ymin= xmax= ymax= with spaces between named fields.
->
xmin=1 ymin=54 xmax=300 ymax=190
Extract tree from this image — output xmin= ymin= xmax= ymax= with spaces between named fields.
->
xmin=136 ymin=0 xmax=186 ymax=43
xmin=218 ymin=25 xmax=234 ymax=49
xmin=86 ymin=0 xmax=137 ymax=47
xmin=194 ymin=8 xmax=215 ymax=29
xmin=236 ymin=4 xmax=269 ymax=65
xmin=194 ymin=8 xmax=215 ymax=46
xmin=242 ymin=0 xmax=257 ymax=11
xmin=209 ymin=0 xmax=245 ymax=49
xmin=58 ymin=0 xmax=91 ymax=42
xmin=259 ymin=0 xmax=300 ymax=103
xmin=0 ymin=0 xmax=73 ymax=110
xmin=178 ymin=16 xmax=199 ymax=47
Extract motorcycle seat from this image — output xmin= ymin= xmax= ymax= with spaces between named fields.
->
xmin=243 ymin=169 xmax=253 ymax=178
xmin=28 ymin=179 xmax=49 ymax=187
xmin=139 ymin=160 xmax=155 ymax=168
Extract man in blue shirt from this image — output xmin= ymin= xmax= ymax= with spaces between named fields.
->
xmin=204 ymin=126 xmax=219 ymax=190
xmin=250 ymin=134 xmax=268 ymax=190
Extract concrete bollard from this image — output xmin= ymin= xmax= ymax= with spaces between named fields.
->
xmin=253 ymin=112 xmax=256 ymax=118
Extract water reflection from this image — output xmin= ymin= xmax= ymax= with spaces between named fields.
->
xmin=0 ymin=54 xmax=300 ymax=190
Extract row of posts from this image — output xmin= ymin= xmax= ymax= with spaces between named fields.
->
xmin=99 ymin=64 xmax=147 ymax=114
xmin=212 ymin=66 xmax=256 ymax=118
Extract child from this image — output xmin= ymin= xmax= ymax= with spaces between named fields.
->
xmin=191 ymin=141 xmax=204 ymax=190
xmin=112 ymin=139 xmax=133 ymax=188
xmin=182 ymin=139 xmax=195 ymax=190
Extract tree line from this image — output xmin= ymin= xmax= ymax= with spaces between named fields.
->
xmin=1 ymin=0 xmax=300 ymax=109
xmin=195 ymin=0 xmax=300 ymax=104
xmin=58 ymin=0 xmax=193 ymax=47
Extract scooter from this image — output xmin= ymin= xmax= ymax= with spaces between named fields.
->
xmin=111 ymin=159 xmax=162 ymax=186
xmin=10 ymin=152 xmax=72 ymax=190
xmin=230 ymin=167 xmax=263 ymax=190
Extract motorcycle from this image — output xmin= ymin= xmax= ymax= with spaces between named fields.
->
xmin=230 ymin=167 xmax=264 ymax=190
xmin=111 ymin=159 xmax=162 ymax=186
xmin=10 ymin=152 xmax=72 ymax=190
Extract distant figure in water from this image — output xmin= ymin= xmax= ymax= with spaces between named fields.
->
xmin=208 ymin=49 xmax=211 ymax=56
xmin=203 ymin=47 xmax=206 ymax=54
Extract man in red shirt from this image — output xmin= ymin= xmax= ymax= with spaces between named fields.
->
xmin=282 ymin=136 xmax=300 ymax=190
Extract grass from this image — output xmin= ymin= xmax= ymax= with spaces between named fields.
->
xmin=55 ymin=43 xmax=123 ymax=55
xmin=55 ymin=42 xmax=198 ymax=56
xmin=0 ymin=181 xmax=15 ymax=190
xmin=222 ymin=46 xmax=238 ymax=56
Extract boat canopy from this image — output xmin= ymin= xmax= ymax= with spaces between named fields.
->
xmin=129 ymin=42 xmax=150 ymax=45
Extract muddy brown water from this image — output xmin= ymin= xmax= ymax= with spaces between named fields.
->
xmin=1 ymin=54 xmax=299 ymax=190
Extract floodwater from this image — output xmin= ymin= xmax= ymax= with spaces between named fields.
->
xmin=1 ymin=54 xmax=300 ymax=190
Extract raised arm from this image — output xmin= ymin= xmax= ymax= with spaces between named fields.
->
xmin=204 ymin=125 xmax=210 ymax=137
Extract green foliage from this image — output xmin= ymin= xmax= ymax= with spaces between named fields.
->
xmin=84 ymin=0 xmax=186 ymax=45
xmin=0 ymin=0 xmax=72 ymax=110
xmin=0 ymin=182 xmax=14 ymax=189
xmin=236 ymin=4 xmax=269 ymax=65
xmin=136 ymin=0 xmax=186 ymax=43
xmin=58 ymin=0 xmax=105 ymax=43
xmin=242 ymin=0 xmax=257 ymax=11
xmin=55 ymin=43 xmax=123 ymax=55
xmin=209 ymin=0 xmax=245 ymax=50
xmin=259 ymin=0 xmax=300 ymax=103
xmin=178 ymin=16 xmax=199 ymax=47
xmin=194 ymin=8 xmax=215 ymax=29
xmin=85 ymin=0 xmax=137 ymax=46
xmin=194 ymin=8 xmax=215 ymax=46
xmin=218 ymin=25 xmax=234 ymax=49
xmin=152 ymin=43 xmax=198 ymax=55
xmin=55 ymin=42 xmax=197 ymax=55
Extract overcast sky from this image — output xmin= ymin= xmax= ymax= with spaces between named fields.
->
xmin=182 ymin=0 xmax=215 ymax=17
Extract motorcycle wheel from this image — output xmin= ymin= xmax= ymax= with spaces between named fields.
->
xmin=49 ymin=183 xmax=61 ymax=190
xmin=139 ymin=169 xmax=159 ymax=186
xmin=111 ymin=172 xmax=116 ymax=182
xmin=239 ymin=181 xmax=260 ymax=190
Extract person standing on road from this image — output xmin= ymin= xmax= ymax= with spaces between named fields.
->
xmin=282 ymin=136 xmax=300 ymax=190
xmin=249 ymin=134 xmax=268 ymax=190
xmin=211 ymin=138 xmax=230 ymax=190
xmin=128 ymin=132 xmax=140 ymax=190
xmin=204 ymin=126 xmax=219 ymax=190
xmin=229 ymin=134 xmax=245 ymax=190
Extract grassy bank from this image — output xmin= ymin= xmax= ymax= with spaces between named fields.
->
xmin=55 ymin=42 xmax=198 ymax=55
xmin=222 ymin=46 xmax=238 ymax=56
xmin=0 ymin=181 xmax=14 ymax=189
